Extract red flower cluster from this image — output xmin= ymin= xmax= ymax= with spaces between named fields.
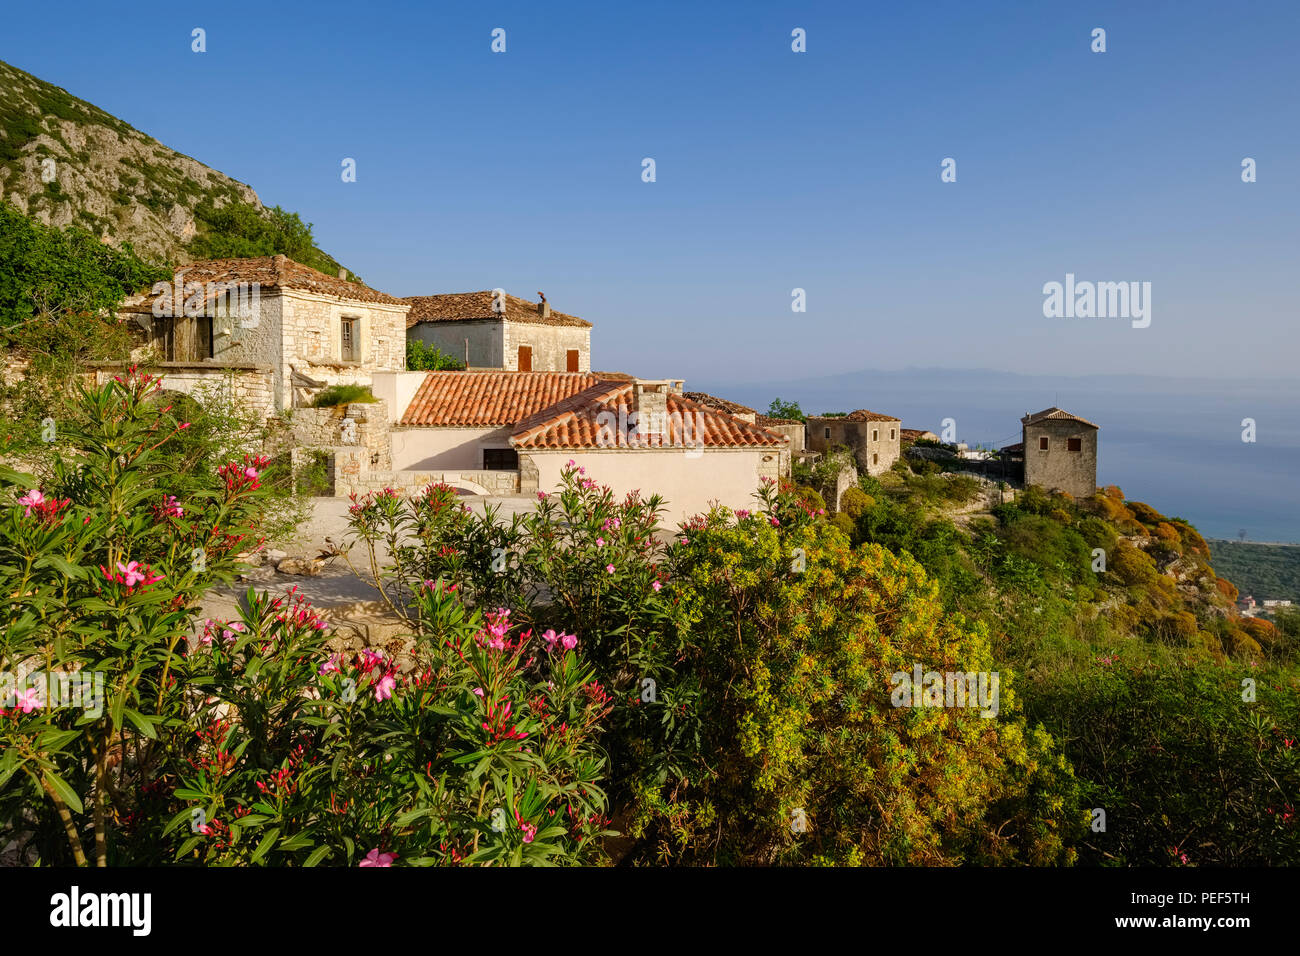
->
xmin=217 ymin=454 xmax=270 ymax=493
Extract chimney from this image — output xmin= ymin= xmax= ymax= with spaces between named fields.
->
xmin=338 ymin=268 xmax=348 ymax=281
xmin=633 ymin=380 xmax=669 ymax=443
xmin=273 ymin=254 xmax=288 ymax=269
xmin=537 ymin=291 xmax=550 ymax=319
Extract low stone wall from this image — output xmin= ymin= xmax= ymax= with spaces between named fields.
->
xmin=86 ymin=362 xmax=275 ymax=421
xmin=287 ymin=400 xmax=391 ymax=470
xmin=336 ymin=468 xmax=520 ymax=498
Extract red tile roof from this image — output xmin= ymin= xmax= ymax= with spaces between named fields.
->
xmin=403 ymin=292 xmax=592 ymax=329
xmin=123 ymin=255 xmax=405 ymax=312
xmin=511 ymin=386 xmax=788 ymax=450
xmin=1021 ymin=407 xmax=1099 ymax=429
xmin=398 ymin=371 xmax=608 ymax=427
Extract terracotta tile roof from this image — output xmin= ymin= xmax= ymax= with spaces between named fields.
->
xmin=682 ymin=391 xmax=757 ymax=417
xmin=403 ymin=292 xmax=592 ymax=329
xmin=123 ymin=255 xmax=405 ymax=311
xmin=900 ymin=428 xmax=937 ymax=441
xmin=511 ymin=385 xmax=787 ymax=450
xmin=757 ymin=415 xmax=802 ymax=426
xmin=1021 ymin=407 xmax=1099 ymax=429
xmin=398 ymin=371 xmax=608 ymax=427
xmin=590 ymin=370 xmax=634 ymax=381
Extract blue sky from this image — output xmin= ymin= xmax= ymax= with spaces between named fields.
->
xmin=4 ymin=0 xmax=1298 ymax=383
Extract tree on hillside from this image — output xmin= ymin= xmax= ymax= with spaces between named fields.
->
xmin=189 ymin=202 xmax=353 ymax=280
xmin=0 ymin=201 xmax=166 ymax=332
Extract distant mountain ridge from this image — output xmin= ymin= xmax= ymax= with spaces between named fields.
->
xmin=0 ymin=58 xmax=343 ymax=273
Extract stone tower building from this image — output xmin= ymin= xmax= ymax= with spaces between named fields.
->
xmin=1021 ymin=407 xmax=1098 ymax=498
xmin=805 ymin=409 xmax=902 ymax=476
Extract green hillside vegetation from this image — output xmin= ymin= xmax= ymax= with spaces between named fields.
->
xmin=793 ymin=453 xmax=1300 ymax=865
xmin=1207 ymin=539 xmax=1300 ymax=603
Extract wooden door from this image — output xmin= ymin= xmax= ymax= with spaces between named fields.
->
xmin=566 ymin=349 xmax=579 ymax=372
xmin=517 ymin=346 xmax=532 ymax=371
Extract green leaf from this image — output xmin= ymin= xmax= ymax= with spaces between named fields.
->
xmin=304 ymin=845 xmax=332 ymax=867
xmin=43 ymin=770 xmax=84 ymax=815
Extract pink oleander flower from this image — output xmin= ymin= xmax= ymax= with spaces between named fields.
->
xmin=736 ymin=509 xmax=750 ymax=519
xmin=537 ymin=491 xmax=547 ymax=500
xmin=359 ymin=649 xmax=385 ymax=673
xmin=561 ymin=633 xmax=577 ymax=651
xmin=14 ymin=687 xmax=43 ymax=714
xmin=596 ymin=537 xmax=605 ymax=547
xmin=161 ymin=495 xmax=184 ymax=518
xmin=221 ymin=622 xmax=246 ymax=644
xmin=541 ymin=629 xmax=559 ymax=649
xmin=359 ymin=848 xmax=397 ymax=867
xmin=770 ymin=516 xmax=781 ymax=527
xmin=680 ymin=537 xmax=689 ymax=545
xmin=567 ymin=459 xmax=576 ymax=468
xmin=197 ymin=823 xmax=213 ymax=836
xmin=472 ymin=687 xmax=485 ymax=697
xmin=374 ymin=673 xmax=397 ymax=702
xmin=244 ymin=466 xmax=259 ymax=480
xmin=319 ymin=654 xmax=341 ymax=675
xmin=17 ymin=489 xmax=45 ymax=516
xmin=520 ymin=822 xmax=537 ymax=844
xmin=605 ymin=564 xmax=615 ymax=574
xmin=652 ymin=581 xmax=662 ymax=592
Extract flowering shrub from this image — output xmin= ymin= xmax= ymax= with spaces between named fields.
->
xmin=347 ymin=464 xmax=689 ymax=800
xmin=0 ymin=370 xmax=270 ymax=865
xmin=154 ymin=582 xmax=613 ymax=866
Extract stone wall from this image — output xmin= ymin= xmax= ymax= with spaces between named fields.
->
xmin=286 ymin=399 xmax=391 ymax=470
xmin=502 ymin=321 xmax=591 ymax=372
xmin=337 ymin=468 xmax=520 ymax=498
xmin=89 ymin=362 xmax=275 ymax=420
xmin=280 ymin=290 xmax=408 ymax=411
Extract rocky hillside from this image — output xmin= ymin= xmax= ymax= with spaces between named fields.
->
xmin=0 ymin=58 xmax=340 ymax=271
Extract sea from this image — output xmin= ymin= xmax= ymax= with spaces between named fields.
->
xmin=710 ymin=368 xmax=1300 ymax=544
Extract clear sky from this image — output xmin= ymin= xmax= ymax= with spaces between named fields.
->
xmin=4 ymin=0 xmax=1297 ymax=383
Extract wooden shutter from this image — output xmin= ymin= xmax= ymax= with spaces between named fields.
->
xmin=517 ymin=346 xmax=532 ymax=371
xmin=566 ymin=349 xmax=579 ymax=372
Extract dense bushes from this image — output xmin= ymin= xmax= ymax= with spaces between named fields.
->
xmin=1026 ymin=663 xmax=1300 ymax=865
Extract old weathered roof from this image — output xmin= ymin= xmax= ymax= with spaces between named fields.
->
xmin=511 ymin=386 xmax=788 ymax=450
xmin=123 ymin=255 xmax=405 ymax=312
xmin=900 ymin=428 xmax=936 ymax=441
xmin=757 ymin=415 xmax=802 ymax=426
xmin=403 ymin=292 xmax=592 ymax=329
xmin=809 ymin=409 xmax=900 ymax=422
xmin=682 ymin=391 xmax=757 ymax=417
xmin=398 ymin=371 xmax=608 ymax=427
xmin=1021 ymin=407 xmax=1099 ymax=429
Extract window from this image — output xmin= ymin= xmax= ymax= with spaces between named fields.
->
xmin=1068 ymin=437 xmax=1082 ymax=452
xmin=517 ymin=346 xmax=532 ymax=371
xmin=872 ymin=429 xmax=878 ymax=441
xmin=340 ymin=317 xmax=359 ymax=362
xmin=1038 ymin=436 xmax=1049 ymax=450
xmin=566 ymin=349 xmax=580 ymax=372
xmin=873 ymin=453 xmax=879 ymax=465
xmin=198 ymin=316 xmax=214 ymax=359
xmin=483 ymin=448 xmax=519 ymax=470
xmin=824 ymin=427 xmax=831 ymax=439
xmin=890 ymin=428 xmax=896 ymax=440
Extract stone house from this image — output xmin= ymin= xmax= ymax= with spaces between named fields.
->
xmin=115 ymin=255 xmax=410 ymax=413
xmin=361 ymin=371 xmax=789 ymax=523
xmin=404 ymin=291 xmax=591 ymax=373
xmin=1019 ymin=407 xmax=1099 ymax=498
xmin=806 ymin=409 xmax=902 ymax=476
